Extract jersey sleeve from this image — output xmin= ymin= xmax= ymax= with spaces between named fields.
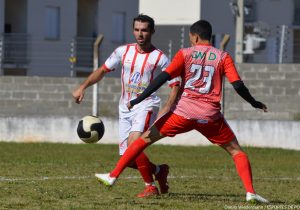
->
xmin=165 ymin=50 xmax=185 ymax=79
xmin=102 ymin=46 xmax=125 ymax=72
xmin=159 ymin=53 xmax=181 ymax=87
xmin=222 ymin=53 xmax=241 ymax=83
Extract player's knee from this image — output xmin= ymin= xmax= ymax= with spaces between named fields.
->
xmin=141 ymin=126 xmax=163 ymax=143
xmin=221 ymin=137 xmax=244 ymax=156
xmin=140 ymin=130 xmax=152 ymax=143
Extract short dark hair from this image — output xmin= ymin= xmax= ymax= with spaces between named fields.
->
xmin=190 ymin=20 xmax=212 ymax=41
xmin=133 ymin=14 xmax=155 ymax=32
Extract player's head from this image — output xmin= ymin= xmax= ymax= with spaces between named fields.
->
xmin=189 ymin=20 xmax=212 ymax=45
xmin=133 ymin=14 xmax=155 ymax=32
xmin=133 ymin=14 xmax=155 ymax=47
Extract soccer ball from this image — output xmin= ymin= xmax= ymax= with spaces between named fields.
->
xmin=77 ymin=115 xmax=105 ymax=143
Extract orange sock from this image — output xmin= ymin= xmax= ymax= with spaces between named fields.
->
xmin=135 ymin=152 xmax=155 ymax=184
xmin=110 ymin=138 xmax=150 ymax=178
xmin=233 ymin=152 xmax=255 ymax=194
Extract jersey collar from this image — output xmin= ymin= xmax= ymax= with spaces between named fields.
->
xmin=135 ymin=44 xmax=156 ymax=54
xmin=195 ymin=43 xmax=212 ymax=46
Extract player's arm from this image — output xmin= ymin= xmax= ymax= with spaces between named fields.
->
xmin=72 ymin=66 xmax=107 ymax=104
xmin=73 ymin=46 xmax=123 ymax=104
xmin=127 ymin=50 xmax=184 ymax=110
xmin=232 ymin=80 xmax=267 ymax=112
xmin=223 ymin=54 xmax=267 ymax=112
xmin=157 ymin=84 xmax=180 ymax=118
xmin=128 ymin=71 xmax=171 ymax=109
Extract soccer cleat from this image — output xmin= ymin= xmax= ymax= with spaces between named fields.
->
xmin=246 ymin=192 xmax=269 ymax=203
xmin=155 ymin=164 xmax=169 ymax=194
xmin=136 ymin=185 xmax=159 ymax=198
xmin=95 ymin=173 xmax=116 ymax=186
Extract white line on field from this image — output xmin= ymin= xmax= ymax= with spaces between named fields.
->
xmin=0 ymin=175 xmax=300 ymax=183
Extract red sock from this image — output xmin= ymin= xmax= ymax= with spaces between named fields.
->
xmin=110 ymin=138 xmax=150 ymax=178
xmin=135 ymin=152 xmax=156 ymax=183
xmin=233 ymin=152 xmax=255 ymax=194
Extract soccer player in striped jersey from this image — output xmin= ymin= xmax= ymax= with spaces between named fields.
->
xmin=95 ymin=20 xmax=270 ymax=203
xmin=72 ymin=14 xmax=181 ymax=197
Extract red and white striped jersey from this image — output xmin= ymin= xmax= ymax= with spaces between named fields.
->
xmin=103 ymin=43 xmax=180 ymax=113
xmin=165 ymin=44 xmax=241 ymax=121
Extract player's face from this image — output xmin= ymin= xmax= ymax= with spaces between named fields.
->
xmin=133 ymin=21 xmax=153 ymax=46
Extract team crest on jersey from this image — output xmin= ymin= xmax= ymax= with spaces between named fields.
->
xmin=130 ymin=72 xmax=141 ymax=84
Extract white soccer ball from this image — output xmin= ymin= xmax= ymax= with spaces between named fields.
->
xmin=77 ymin=116 xmax=105 ymax=143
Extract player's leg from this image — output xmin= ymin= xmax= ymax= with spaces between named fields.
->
xmin=220 ymin=138 xmax=269 ymax=203
xmin=129 ymin=130 xmax=170 ymax=194
xmin=128 ymin=131 xmax=159 ymax=197
xmin=95 ymin=124 xmax=164 ymax=186
xmin=95 ymin=112 xmax=193 ymax=187
xmin=195 ymin=117 xmax=269 ymax=203
xmin=117 ymin=114 xmax=137 ymax=168
xmin=220 ymin=137 xmax=255 ymax=193
xmin=130 ymin=109 xmax=170 ymax=194
xmin=108 ymin=112 xmax=193 ymax=179
xmin=128 ymin=108 xmax=159 ymax=184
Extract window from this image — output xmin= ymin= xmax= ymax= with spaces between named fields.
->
xmin=111 ymin=12 xmax=125 ymax=43
xmin=244 ymin=0 xmax=256 ymax=22
xmin=294 ymin=0 xmax=300 ymax=25
xmin=45 ymin=6 xmax=60 ymax=39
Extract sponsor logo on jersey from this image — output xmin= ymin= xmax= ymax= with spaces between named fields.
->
xmin=192 ymin=51 xmax=216 ymax=61
xmin=125 ymin=83 xmax=148 ymax=94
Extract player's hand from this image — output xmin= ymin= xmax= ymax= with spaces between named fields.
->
xmin=127 ymin=101 xmax=133 ymax=111
xmin=72 ymin=88 xmax=85 ymax=104
xmin=251 ymin=101 xmax=268 ymax=112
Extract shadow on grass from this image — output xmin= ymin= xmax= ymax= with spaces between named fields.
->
xmin=166 ymin=192 xmax=243 ymax=202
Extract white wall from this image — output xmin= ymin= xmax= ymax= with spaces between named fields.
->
xmin=1 ymin=117 xmax=299 ymax=151
xmin=139 ymin=0 xmax=200 ymax=25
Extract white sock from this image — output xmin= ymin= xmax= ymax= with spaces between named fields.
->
xmin=145 ymin=182 xmax=156 ymax=186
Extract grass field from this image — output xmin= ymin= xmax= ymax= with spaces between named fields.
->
xmin=0 ymin=142 xmax=300 ymax=210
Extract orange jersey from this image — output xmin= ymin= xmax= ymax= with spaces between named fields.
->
xmin=165 ymin=44 xmax=241 ymax=120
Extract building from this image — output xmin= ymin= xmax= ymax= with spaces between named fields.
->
xmin=140 ymin=0 xmax=300 ymax=64
xmin=0 ymin=0 xmax=299 ymax=77
xmin=0 ymin=0 xmax=138 ymax=77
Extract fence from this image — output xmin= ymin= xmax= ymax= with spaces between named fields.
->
xmin=0 ymin=34 xmax=96 ymax=76
xmin=153 ymin=24 xmax=300 ymax=65
xmin=0 ymin=24 xmax=300 ymax=77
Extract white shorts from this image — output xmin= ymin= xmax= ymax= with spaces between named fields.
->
xmin=118 ymin=106 xmax=159 ymax=155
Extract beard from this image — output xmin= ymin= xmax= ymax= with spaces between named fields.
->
xmin=136 ymin=36 xmax=151 ymax=46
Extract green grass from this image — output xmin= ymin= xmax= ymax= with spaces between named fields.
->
xmin=0 ymin=142 xmax=300 ymax=210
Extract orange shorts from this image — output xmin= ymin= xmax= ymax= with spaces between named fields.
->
xmin=154 ymin=112 xmax=235 ymax=145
